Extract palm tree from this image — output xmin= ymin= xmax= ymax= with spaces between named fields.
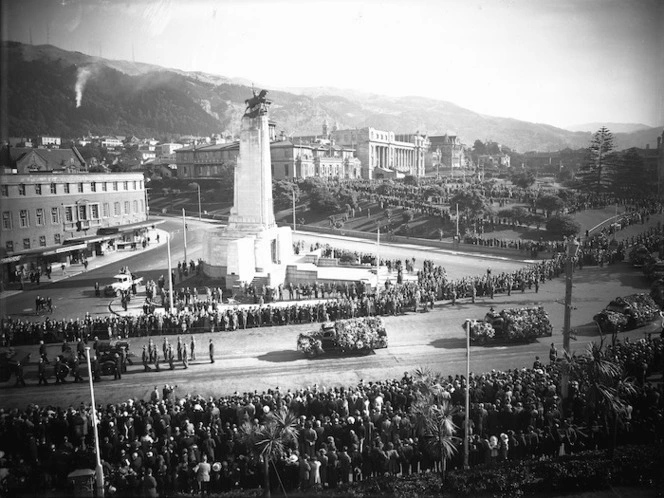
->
xmin=569 ymin=340 xmax=636 ymax=456
xmin=410 ymin=368 xmax=460 ymax=477
xmin=241 ymin=408 xmax=299 ymax=498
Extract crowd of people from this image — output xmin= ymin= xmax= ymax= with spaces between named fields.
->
xmin=2 ymin=247 xmax=566 ymax=348
xmin=1 ymin=335 xmax=661 ymax=496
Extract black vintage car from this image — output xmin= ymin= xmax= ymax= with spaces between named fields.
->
xmin=97 ymin=340 xmax=133 ymax=374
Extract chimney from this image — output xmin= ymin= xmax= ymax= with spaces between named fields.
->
xmin=646 ymin=144 xmax=650 ymax=150
xmin=658 ymin=136 xmax=662 ymax=149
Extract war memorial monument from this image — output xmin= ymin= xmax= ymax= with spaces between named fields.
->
xmin=201 ymin=90 xmax=294 ymax=288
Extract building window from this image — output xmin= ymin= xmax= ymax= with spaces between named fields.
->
xmin=51 ymin=207 xmax=59 ymax=224
xmin=133 ymin=181 xmax=137 ymax=190
xmin=113 ymin=182 xmax=118 ymax=191
xmin=102 ymin=182 xmax=107 ymax=192
xmin=114 ymin=202 xmax=120 ymax=216
xmin=50 ymin=183 xmax=57 ymax=194
xmin=65 ymin=206 xmax=73 ymax=222
xmin=91 ymin=181 xmax=96 ymax=192
xmin=78 ymin=205 xmax=88 ymax=220
xmin=78 ymin=182 xmax=84 ymax=193
xmin=6 ymin=241 xmax=13 ymax=252
xmin=36 ymin=208 xmax=44 ymax=226
xmin=39 ymin=235 xmax=46 ymax=247
xmin=23 ymin=238 xmax=30 ymax=250
xmin=1 ymin=185 xmax=7 ymax=197
xmin=54 ymin=233 xmax=61 ymax=244
xmin=91 ymin=204 xmax=99 ymax=219
xmin=64 ymin=183 xmax=70 ymax=194
xmin=124 ymin=181 xmax=129 ymax=190
xmin=124 ymin=201 xmax=130 ymax=214
xmin=103 ymin=203 xmax=110 ymax=218
xmin=19 ymin=210 xmax=29 ymax=228
xmin=139 ymin=181 xmax=143 ymax=189
xmin=133 ymin=200 xmax=138 ymax=213
xmin=2 ymin=212 xmax=11 ymax=230
xmin=19 ymin=184 xmax=26 ymax=196
xmin=35 ymin=184 xmax=42 ymax=195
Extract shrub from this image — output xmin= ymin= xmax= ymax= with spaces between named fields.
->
xmin=545 ymin=214 xmax=580 ymax=237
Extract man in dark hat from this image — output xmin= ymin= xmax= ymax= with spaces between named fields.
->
xmin=38 ymin=357 xmax=48 ymax=385
xmin=114 ymin=353 xmax=122 ymax=380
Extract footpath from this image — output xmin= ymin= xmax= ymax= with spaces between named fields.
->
xmin=0 ymin=228 xmax=170 ymax=301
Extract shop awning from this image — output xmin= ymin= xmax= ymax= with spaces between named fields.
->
xmin=0 ymin=255 xmax=22 ymax=264
xmin=42 ymin=243 xmax=88 ymax=256
xmin=63 ymin=233 xmax=115 ymax=245
xmin=115 ymin=219 xmax=165 ymax=234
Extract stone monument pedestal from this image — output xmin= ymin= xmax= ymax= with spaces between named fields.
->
xmin=202 ymin=225 xmax=292 ymax=288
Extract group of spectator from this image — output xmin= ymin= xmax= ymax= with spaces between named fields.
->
xmin=1 ymin=335 xmax=661 ymax=496
xmin=2 ymin=247 xmax=564 ymax=347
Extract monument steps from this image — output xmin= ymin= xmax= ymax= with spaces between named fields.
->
xmin=250 ymin=275 xmax=270 ymax=289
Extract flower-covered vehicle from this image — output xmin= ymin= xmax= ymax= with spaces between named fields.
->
xmin=629 ymin=244 xmax=651 ymax=267
xmin=595 ymin=293 xmax=660 ymax=331
xmin=297 ymin=317 xmax=388 ymax=357
xmin=643 ymin=258 xmax=664 ymax=281
xmin=466 ymin=306 xmax=553 ymax=345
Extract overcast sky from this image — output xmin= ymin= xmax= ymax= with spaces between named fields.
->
xmin=3 ymin=0 xmax=663 ymax=129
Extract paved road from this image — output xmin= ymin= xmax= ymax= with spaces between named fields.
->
xmin=0 ymin=218 xmax=204 ymax=321
xmin=1 ymin=217 xmax=657 ymax=409
xmin=1 ymin=258 xmax=654 ymax=409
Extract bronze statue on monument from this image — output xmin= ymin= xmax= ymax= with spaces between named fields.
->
xmin=244 ymin=89 xmax=271 ymax=118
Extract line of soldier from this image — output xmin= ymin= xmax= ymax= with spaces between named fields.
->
xmin=141 ymin=335 xmax=215 ymax=371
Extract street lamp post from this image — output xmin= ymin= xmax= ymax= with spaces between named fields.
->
xmin=188 ymin=182 xmax=201 ymax=221
xmin=182 ymin=208 xmax=187 ymax=264
xmin=292 ymin=189 xmax=296 ymax=232
xmin=562 ymin=236 xmax=580 ymax=399
xmin=464 ymin=319 xmax=471 ymax=469
xmin=166 ymin=233 xmax=174 ymax=312
xmin=85 ymin=347 xmax=104 ymax=497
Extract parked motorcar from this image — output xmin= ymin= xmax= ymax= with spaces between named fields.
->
xmin=104 ymin=273 xmax=143 ymax=297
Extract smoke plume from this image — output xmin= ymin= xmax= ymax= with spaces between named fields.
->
xmin=75 ymin=66 xmax=93 ymax=108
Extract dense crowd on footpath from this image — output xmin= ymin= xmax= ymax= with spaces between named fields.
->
xmin=1 ymin=251 xmax=567 ymax=347
xmin=1 ymin=335 xmax=661 ymax=496
xmin=3 ymin=222 xmax=663 ymax=349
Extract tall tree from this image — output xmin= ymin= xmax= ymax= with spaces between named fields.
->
xmin=535 ymin=193 xmax=564 ymax=217
xmin=511 ymin=171 xmax=536 ymax=189
xmin=450 ymin=190 xmax=488 ymax=219
xmin=611 ymin=148 xmax=651 ymax=197
xmin=577 ymin=127 xmax=617 ymax=193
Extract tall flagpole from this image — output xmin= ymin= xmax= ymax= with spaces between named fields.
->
xmin=456 ymin=203 xmax=460 ymax=239
xmin=167 ymin=233 xmax=174 ymax=312
xmin=464 ymin=320 xmax=471 ymax=469
xmin=292 ymin=189 xmax=296 ymax=232
xmin=182 ymin=208 xmax=187 ymax=264
xmin=376 ymin=228 xmax=380 ymax=289
xmin=85 ymin=347 xmax=105 ymax=497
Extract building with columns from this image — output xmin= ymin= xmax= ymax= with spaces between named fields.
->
xmin=329 ymin=127 xmax=430 ymax=179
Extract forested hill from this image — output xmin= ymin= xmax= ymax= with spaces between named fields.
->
xmin=4 ymin=41 xmax=662 ymax=151
xmin=6 ymin=53 xmax=222 ymax=138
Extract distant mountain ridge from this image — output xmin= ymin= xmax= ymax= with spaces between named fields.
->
xmin=564 ymin=122 xmax=655 ymax=134
xmin=3 ymin=41 xmax=662 ymax=152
